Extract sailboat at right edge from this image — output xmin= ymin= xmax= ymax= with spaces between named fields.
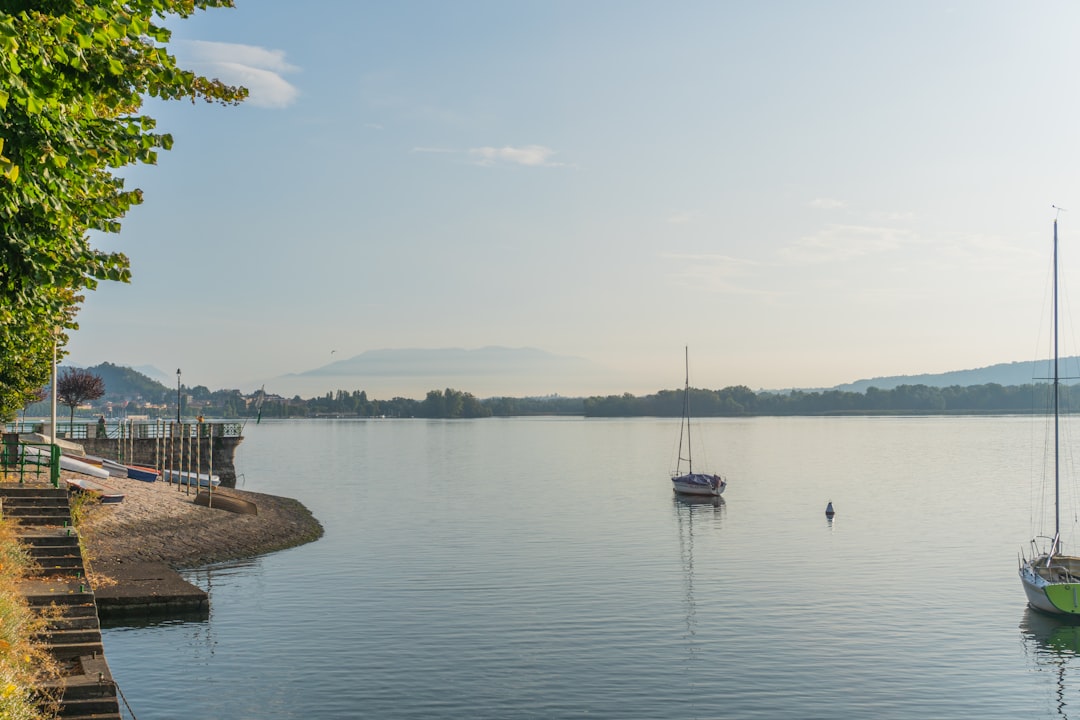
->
xmin=1019 ymin=216 xmax=1080 ymax=616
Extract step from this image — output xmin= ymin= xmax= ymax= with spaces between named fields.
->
xmin=29 ymin=543 xmax=83 ymax=558
xmin=6 ymin=513 xmax=71 ymax=524
xmin=18 ymin=529 xmax=80 ymax=546
xmin=36 ymin=627 xmax=103 ymax=646
xmin=3 ymin=500 xmax=70 ymax=513
xmin=53 ymin=695 xmax=121 ymax=718
xmin=44 ymin=640 xmax=106 ymax=661
xmin=30 ymin=561 xmax=86 ymax=578
xmin=39 ymin=602 xmax=98 ymax=619
xmin=20 ymin=579 xmax=95 ymax=607
xmin=8 ymin=500 xmax=71 ymax=509
xmin=31 ymin=557 xmax=86 ymax=574
xmin=46 ymin=613 xmax=100 ymax=632
xmin=1 ymin=490 xmax=70 ymax=500
xmin=0 ymin=486 xmax=68 ymax=498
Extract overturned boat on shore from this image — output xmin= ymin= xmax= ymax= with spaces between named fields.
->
xmin=194 ymin=490 xmax=257 ymax=515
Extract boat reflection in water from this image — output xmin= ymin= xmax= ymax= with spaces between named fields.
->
xmin=1021 ymin=608 xmax=1080 ymax=718
xmin=673 ymin=494 xmax=725 ymax=666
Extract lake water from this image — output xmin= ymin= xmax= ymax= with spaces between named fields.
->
xmin=98 ymin=416 xmax=1080 ymax=719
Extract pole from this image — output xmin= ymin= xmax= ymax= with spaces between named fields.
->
xmin=176 ymin=369 xmax=181 ymax=424
xmin=1054 ymin=218 xmax=1061 ymax=542
xmin=50 ymin=331 xmax=57 ymax=442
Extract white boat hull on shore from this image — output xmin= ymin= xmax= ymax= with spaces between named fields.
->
xmin=22 ymin=445 xmax=110 ymax=479
xmin=162 ymin=469 xmax=220 ymax=487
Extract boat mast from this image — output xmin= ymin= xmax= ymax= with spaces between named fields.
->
xmin=1054 ymin=218 xmax=1061 ymax=541
xmin=683 ymin=346 xmax=692 ymax=473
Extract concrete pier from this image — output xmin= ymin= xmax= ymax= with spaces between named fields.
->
xmin=80 ymin=434 xmax=244 ymax=487
xmin=16 ymin=420 xmax=245 ymax=488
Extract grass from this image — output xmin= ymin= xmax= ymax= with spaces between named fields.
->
xmin=66 ymin=489 xmax=97 ymax=531
xmin=0 ymin=512 xmax=60 ymax=720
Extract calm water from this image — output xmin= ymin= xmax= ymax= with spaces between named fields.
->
xmin=98 ymin=416 xmax=1080 ymax=719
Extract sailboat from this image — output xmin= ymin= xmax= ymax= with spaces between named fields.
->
xmin=1020 ymin=217 xmax=1080 ymax=616
xmin=670 ymin=347 xmax=727 ymax=497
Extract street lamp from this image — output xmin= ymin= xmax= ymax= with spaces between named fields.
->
xmin=176 ymin=368 xmax=181 ymax=423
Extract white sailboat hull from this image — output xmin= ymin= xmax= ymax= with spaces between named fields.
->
xmin=672 ymin=473 xmax=726 ymax=496
xmin=1020 ymin=556 xmax=1080 ymax=616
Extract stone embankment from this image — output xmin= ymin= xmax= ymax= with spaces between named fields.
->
xmin=72 ymin=473 xmax=324 ymax=615
xmin=78 ymin=475 xmax=323 ymax=569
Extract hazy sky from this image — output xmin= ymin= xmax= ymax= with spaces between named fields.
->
xmin=65 ymin=1 xmax=1080 ymax=398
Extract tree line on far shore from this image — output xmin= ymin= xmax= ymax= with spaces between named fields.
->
xmin=583 ymin=382 xmax=1067 ymax=417
xmin=21 ymin=372 xmax=1080 ymax=421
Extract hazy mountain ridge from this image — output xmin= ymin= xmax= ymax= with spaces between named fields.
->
xmin=291 ymin=346 xmax=597 ymax=378
xmin=832 ymin=357 xmax=1080 ymax=394
xmin=65 ymin=351 xmax=1080 ymax=400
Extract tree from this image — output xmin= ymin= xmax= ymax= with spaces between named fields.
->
xmin=0 ymin=1 xmax=246 ymax=420
xmin=56 ymin=366 xmax=104 ymax=429
xmin=19 ymin=382 xmax=46 ymax=423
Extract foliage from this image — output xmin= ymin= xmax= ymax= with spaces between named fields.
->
xmin=67 ymin=486 xmax=98 ymax=528
xmin=0 ymin=312 xmax=59 ymax=422
xmin=56 ymin=366 xmax=103 ymax=426
xmin=87 ymin=362 xmax=169 ymax=403
xmin=419 ymin=388 xmax=491 ymax=419
xmin=583 ymin=382 xmax=1061 ymax=417
xmin=0 ymin=0 xmax=246 ymax=421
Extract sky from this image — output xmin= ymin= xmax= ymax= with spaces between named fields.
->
xmin=63 ymin=1 xmax=1080 ymax=399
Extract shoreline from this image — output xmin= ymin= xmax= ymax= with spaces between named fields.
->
xmin=73 ymin=473 xmax=323 ymax=588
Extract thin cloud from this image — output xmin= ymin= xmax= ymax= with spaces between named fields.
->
xmin=780 ymin=224 xmax=912 ymax=264
xmin=179 ymin=40 xmax=299 ymax=109
xmin=469 ymin=145 xmax=562 ymax=167
xmin=663 ymin=253 xmax=771 ymax=295
xmin=807 ymin=198 xmax=847 ymax=210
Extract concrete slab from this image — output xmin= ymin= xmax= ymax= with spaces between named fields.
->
xmin=93 ymin=561 xmax=208 ymax=617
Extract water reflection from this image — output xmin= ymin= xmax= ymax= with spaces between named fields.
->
xmin=672 ymin=494 xmax=725 ymax=669
xmin=673 ymin=493 xmax=725 ymax=509
xmin=100 ymin=610 xmax=208 ymax=631
xmin=1021 ymin=608 xmax=1080 ymax=718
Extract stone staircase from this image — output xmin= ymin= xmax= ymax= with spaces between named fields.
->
xmin=1 ymin=483 xmax=123 ymax=720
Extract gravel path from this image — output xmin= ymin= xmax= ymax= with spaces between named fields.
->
xmin=74 ymin=472 xmax=324 ymax=571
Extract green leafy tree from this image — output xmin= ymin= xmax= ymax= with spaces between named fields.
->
xmin=0 ymin=1 xmax=245 ymax=420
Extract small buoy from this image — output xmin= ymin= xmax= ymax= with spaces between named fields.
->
xmin=825 ymin=501 xmax=835 ymax=518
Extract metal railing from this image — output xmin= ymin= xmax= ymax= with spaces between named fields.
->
xmin=3 ymin=420 xmax=244 ymax=440
xmin=0 ymin=439 xmax=60 ymax=487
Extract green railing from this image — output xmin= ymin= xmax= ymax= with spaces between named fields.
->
xmin=0 ymin=439 xmax=60 ymax=487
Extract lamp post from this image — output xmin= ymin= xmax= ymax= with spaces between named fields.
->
xmin=50 ymin=330 xmax=58 ymax=442
xmin=176 ymin=368 xmax=181 ymax=423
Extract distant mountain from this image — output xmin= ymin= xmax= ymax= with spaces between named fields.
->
xmin=271 ymin=346 xmax=607 ymax=398
xmin=64 ymin=353 xmax=1080 ymax=403
xmin=65 ymin=362 xmax=171 ymax=402
xmin=131 ymin=365 xmax=174 ymax=386
xmin=832 ymin=357 xmax=1080 ymax=393
xmin=291 ymin=346 xmax=596 ymax=378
